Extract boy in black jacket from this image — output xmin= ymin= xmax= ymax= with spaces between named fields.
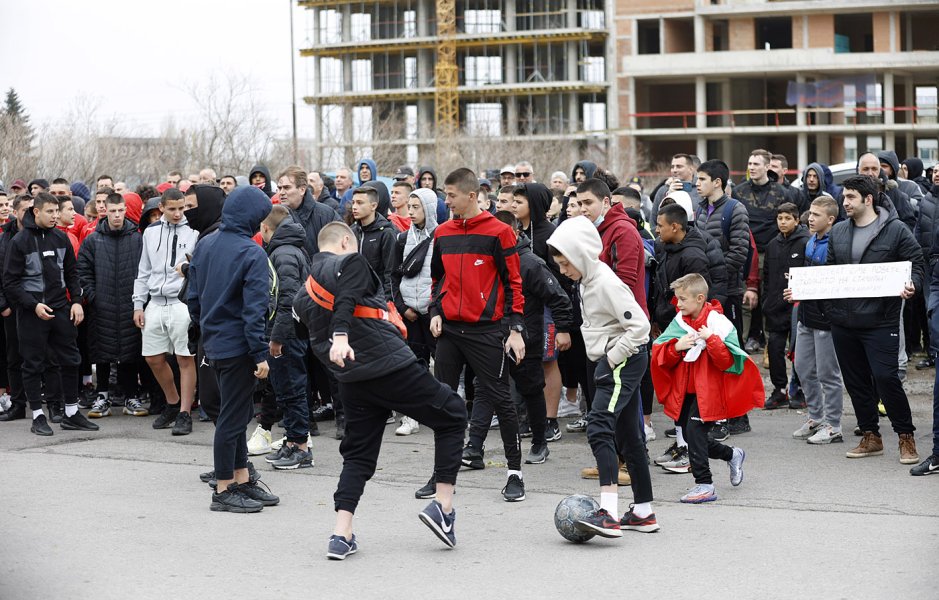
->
xmin=762 ymin=202 xmax=809 ymax=409
xmin=3 ymin=193 xmax=98 ymax=436
xmin=351 ymin=186 xmax=397 ymax=302
xmin=490 ymin=211 xmax=573 ymax=464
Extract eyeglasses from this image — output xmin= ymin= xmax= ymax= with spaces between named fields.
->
xmin=515 ymin=172 xmax=531 ymax=178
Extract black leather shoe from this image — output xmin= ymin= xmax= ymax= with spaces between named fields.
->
xmin=0 ymin=404 xmax=26 ymax=421
xmin=31 ymin=414 xmax=54 ymax=436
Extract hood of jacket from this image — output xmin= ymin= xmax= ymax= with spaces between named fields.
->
xmin=546 ymin=216 xmax=603 ymax=282
xmin=356 ymin=158 xmax=378 ymax=184
xmin=875 ymin=150 xmax=901 ymax=180
xmin=598 ymin=202 xmax=638 ymax=236
xmin=522 ymin=182 xmax=552 ymax=225
xmin=361 ymin=180 xmax=391 ymax=216
xmin=94 ymin=214 xmax=138 ymax=237
xmin=122 ymin=192 xmax=143 ymax=225
xmin=663 ymin=190 xmax=694 ymax=222
xmin=266 ymin=215 xmax=307 ymax=255
xmin=409 ymin=188 xmax=439 ymax=233
xmin=571 ymin=160 xmax=598 ymax=182
xmin=140 ymin=197 xmax=161 ymax=229
xmin=803 ymin=162 xmax=826 ymax=193
xmin=249 ymin=164 xmax=274 ymax=197
xmin=417 ymin=166 xmax=438 ymax=189
xmin=185 ymin=184 xmax=226 ymax=233
xmin=219 ymin=186 xmax=272 ymax=237
xmin=903 ymin=157 xmax=924 ymax=181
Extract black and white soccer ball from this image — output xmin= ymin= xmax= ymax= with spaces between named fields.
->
xmin=554 ymin=494 xmax=599 ymax=543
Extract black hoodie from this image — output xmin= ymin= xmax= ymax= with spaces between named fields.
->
xmin=4 ymin=209 xmax=82 ymax=311
xmin=762 ymin=225 xmax=810 ymax=331
xmin=518 ymin=183 xmax=556 ymax=264
xmin=266 ymin=216 xmax=311 ymax=342
xmin=515 ymin=232 xmax=573 ymax=354
xmin=416 ymin=166 xmax=449 ymax=223
xmin=570 ymin=160 xmax=598 ymax=182
xmin=651 ymin=226 xmax=711 ymax=328
xmin=186 ymin=184 xmax=227 ymax=241
xmin=352 ymin=212 xmax=398 ymax=302
xmin=249 ymin=164 xmax=275 ymax=198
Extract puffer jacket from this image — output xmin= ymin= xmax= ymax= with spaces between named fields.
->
xmin=77 ymin=217 xmax=143 ymax=362
xmin=266 ymin=216 xmax=310 ymax=342
xmin=651 ymin=226 xmax=711 ymax=329
xmin=825 ymin=203 xmax=925 ymax=327
xmin=695 ymin=195 xmax=750 ymax=295
xmin=392 ymin=188 xmax=438 ymax=315
xmin=352 ymin=212 xmax=398 ymax=302
xmin=914 ymin=188 xmax=938 ymax=259
xmin=762 ymin=225 xmax=809 ymax=332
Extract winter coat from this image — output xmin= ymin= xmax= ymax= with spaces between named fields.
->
xmin=339 ymin=158 xmax=379 ymax=210
xmin=878 ymin=150 xmax=924 ymax=206
xmin=290 ymin=187 xmax=340 ymax=256
xmin=652 ymin=226 xmax=711 ymax=329
xmin=762 ymin=225 xmax=809 ymax=332
xmin=797 ymin=232 xmax=834 ymax=331
xmin=352 ymin=212 xmax=398 ymax=302
xmin=266 ymin=217 xmax=311 ymax=342
xmin=825 ymin=204 xmax=925 ymax=328
xmin=695 ymin=195 xmax=750 ymax=295
xmin=597 ymin=202 xmax=649 ymax=317
xmin=696 ymin=227 xmax=728 ymax=305
xmin=546 ymin=217 xmax=649 ymax=366
xmin=77 ymin=217 xmax=143 ymax=362
xmin=914 ymin=189 xmax=939 ymax=257
xmin=797 ymin=163 xmax=830 ymax=212
xmin=187 ymin=186 xmax=273 ymax=363
xmin=0 ymin=218 xmax=20 ymax=313
xmin=316 ymin=186 xmax=340 ymax=212
xmin=392 ymin=188 xmax=438 ymax=315
xmin=902 ymin=158 xmax=931 ymax=195
xmin=4 ymin=210 xmax=82 ymax=312
xmin=416 ymin=166 xmax=450 ymax=224
xmin=515 ymin=233 xmax=573 ymax=354
xmin=732 ymin=178 xmax=790 ymax=250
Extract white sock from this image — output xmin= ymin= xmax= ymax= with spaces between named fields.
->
xmin=83 ymin=376 xmax=93 ymax=385
xmin=32 ymin=409 xmax=43 ymax=420
xmin=600 ymin=492 xmax=618 ymax=516
xmin=507 ymin=469 xmax=522 ymax=480
xmin=631 ymin=502 xmax=653 ymax=518
xmin=65 ymin=403 xmax=78 ymax=417
xmin=676 ymin=426 xmax=687 ymax=448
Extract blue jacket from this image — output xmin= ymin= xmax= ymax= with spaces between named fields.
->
xmin=187 ymin=186 xmax=273 ymax=362
xmin=339 ymin=158 xmax=379 ymax=212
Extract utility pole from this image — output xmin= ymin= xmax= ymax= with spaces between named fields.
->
xmin=289 ymin=0 xmax=299 ymax=164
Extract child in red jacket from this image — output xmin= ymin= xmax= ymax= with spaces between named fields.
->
xmin=651 ymin=273 xmax=763 ymax=503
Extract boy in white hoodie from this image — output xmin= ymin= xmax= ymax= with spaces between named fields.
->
xmin=547 ymin=217 xmax=659 ymax=538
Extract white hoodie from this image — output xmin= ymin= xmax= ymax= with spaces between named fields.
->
xmin=546 ymin=216 xmax=650 ymax=365
xmin=132 ymin=215 xmax=199 ymax=309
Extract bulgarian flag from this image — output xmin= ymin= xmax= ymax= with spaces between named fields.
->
xmin=651 ymin=300 xmax=765 ymax=421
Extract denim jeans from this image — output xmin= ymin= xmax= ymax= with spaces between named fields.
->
xmin=268 ymin=338 xmax=311 ymax=444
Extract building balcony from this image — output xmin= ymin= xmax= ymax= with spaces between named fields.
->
xmin=304 ymin=80 xmax=608 ymax=105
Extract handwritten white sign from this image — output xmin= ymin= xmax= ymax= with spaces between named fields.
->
xmin=788 ymin=261 xmax=912 ymax=300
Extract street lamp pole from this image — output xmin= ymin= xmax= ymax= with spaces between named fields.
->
xmin=289 ymin=0 xmax=298 ymax=164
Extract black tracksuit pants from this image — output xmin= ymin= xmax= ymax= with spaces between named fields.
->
xmin=492 ymin=353 xmax=547 ymax=446
xmin=831 ymin=324 xmax=915 ymax=436
xmin=434 ymin=327 xmax=521 ymax=471
xmin=197 ymin=338 xmax=220 ymax=423
xmin=405 ymin=312 xmax=436 ymax=364
xmin=17 ymin=308 xmax=81 ymax=411
xmin=586 ymin=349 xmax=653 ymax=503
xmin=677 ymin=394 xmax=734 ymax=485
xmin=210 ymin=354 xmax=257 ymax=481
xmin=767 ymin=328 xmax=790 ymax=391
xmin=334 ymin=360 xmax=467 ymax=513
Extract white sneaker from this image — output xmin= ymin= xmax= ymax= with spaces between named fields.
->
xmin=0 ymin=393 xmax=11 ymax=413
xmin=489 ymin=415 xmax=500 ymax=429
xmin=644 ymin=422 xmax=656 ymax=441
xmin=395 ymin=416 xmax=420 ymax=436
xmin=557 ymin=399 xmax=581 ymax=418
xmin=247 ymin=425 xmax=273 ymax=455
xmin=792 ymin=419 xmax=821 ymax=439
xmin=807 ymin=424 xmax=844 ymax=445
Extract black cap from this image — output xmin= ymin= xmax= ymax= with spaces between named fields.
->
xmin=393 ymin=166 xmax=415 ymax=180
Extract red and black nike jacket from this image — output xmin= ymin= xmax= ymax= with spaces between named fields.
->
xmin=430 ymin=210 xmax=524 ymax=332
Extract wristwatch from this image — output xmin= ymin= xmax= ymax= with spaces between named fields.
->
xmin=509 ymin=324 xmax=524 ymax=334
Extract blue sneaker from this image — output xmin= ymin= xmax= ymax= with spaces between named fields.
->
xmin=418 ymin=500 xmax=457 ymax=548
xmin=729 ymin=447 xmax=745 ymax=487
xmin=680 ymin=483 xmax=717 ymax=504
xmin=326 ymin=534 xmax=358 ymax=560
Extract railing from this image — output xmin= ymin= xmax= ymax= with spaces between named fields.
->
xmin=626 ymin=106 xmax=935 ymax=130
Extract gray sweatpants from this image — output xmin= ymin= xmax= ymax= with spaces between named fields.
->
xmin=794 ymin=323 xmax=844 ymax=429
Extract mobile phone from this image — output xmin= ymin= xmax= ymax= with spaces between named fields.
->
xmin=506 ymin=347 xmax=518 ymax=364
xmin=682 ymin=181 xmax=694 ymax=193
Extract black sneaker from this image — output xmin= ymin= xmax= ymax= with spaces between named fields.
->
xmin=545 ymin=419 xmax=561 ymax=442
xmin=265 ymin=444 xmax=294 ymax=464
xmin=309 ymin=420 xmax=320 ymax=437
xmin=61 ymin=410 xmax=100 ymax=431
xmin=334 ymin=417 xmax=345 ymax=440
xmin=199 ymin=470 xmax=215 ymax=483
xmin=0 ymin=403 xmax=26 ymax=421
xmin=272 ymin=447 xmax=314 ymax=470
xmin=525 ymin=443 xmax=549 ymax=464
xmin=461 ymin=444 xmax=485 ymax=470
xmin=49 ymin=401 xmax=64 ymax=424
xmin=207 ymin=461 xmax=261 ymax=489
xmin=152 ymin=404 xmax=180 ymax=429
xmin=210 ymin=483 xmax=264 ymax=513
xmin=910 ymin=454 xmax=939 ymax=476
xmin=236 ymin=481 xmax=279 ymax=506
xmin=575 ymin=508 xmax=622 ymax=538
xmin=312 ymin=404 xmax=335 ymax=422
xmin=764 ymin=389 xmax=787 ymax=410
xmin=665 ymin=427 xmax=677 ymax=438
xmin=30 ymin=414 xmax=53 ymax=436
xmin=788 ymin=390 xmax=807 ymax=410
xmin=708 ymin=422 xmax=730 ymax=443
xmin=501 ymin=474 xmax=525 ymax=502
xmin=415 ymin=475 xmax=436 ymax=499
xmin=326 ymin=534 xmax=358 ymax=560
xmin=418 ymin=500 xmax=456 ymax=548
xmin=728 ymin=415 xmax=751 ymax=435
xmin=79 ymin=385 xmax=97 ymax=409
xmin=172 ymin=411 xmax=192 ymax=436
xmin=518 ymin=421 xmax=532 ymax=438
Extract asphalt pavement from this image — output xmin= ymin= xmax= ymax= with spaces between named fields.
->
xmin=1 ymin=364 xmax=936 ymax=600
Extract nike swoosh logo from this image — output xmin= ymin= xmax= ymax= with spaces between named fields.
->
xmin=474 ymin=259 xmax=484 ymax=266
xmin=929 ymin=463 xmax=939 ymax=472
xmin=438 ymin=506 xmax=453 ymax=532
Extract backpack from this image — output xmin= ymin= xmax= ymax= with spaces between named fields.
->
xmin=719 ymin=198 xmax=756 ymax=280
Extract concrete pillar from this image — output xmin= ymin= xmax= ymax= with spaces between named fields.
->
xmin=659 ymin=18 xmax=665 ymax=55
xmin=720 ymin=80 xmax=732 ymax=127
xmin=416 ymin=0 xmax=429 ymax=37
xmin=568 ymin=93 xmax=578 ymax=134
xmin=418 ymin=99 xmax=433 ymax=138
xmin=696 ymin=137 xmax=707 ymax=160
xmin=606 ymin=0 xmax=619 ymax=169
xmin=566 ymin=41 xmax=578 ymax=81
xmin=505 ymin=44 xmax=518 ymax=135
xmin=695 ymin=76 xmax=706 ymax=130
xmin=567 ymin=0 xmax=577 ymax=29
xmin=817 ymin=133 xmax=830 ymax=164
xmin=504 ymin=0 xmax=515 ymax=32
xmin=341 ymin=4 xmax=351 ymax=42
xmin=795 ymin=73 xmax=807 ymax=167
xmin=694 ymin=15 xmax=705 ymax=54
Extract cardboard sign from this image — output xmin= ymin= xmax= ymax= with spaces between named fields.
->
xmin=788 ymin=261 xmax=912 ymax=300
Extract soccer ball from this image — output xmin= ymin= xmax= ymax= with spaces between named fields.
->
xmin=554 ymin=494 xmax=599 ymax=543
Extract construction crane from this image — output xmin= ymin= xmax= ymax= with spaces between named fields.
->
xmin=434 ymin=0 xmax=459 ymax=139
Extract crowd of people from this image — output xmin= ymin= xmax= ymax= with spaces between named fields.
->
xmin=0 ymin=148 xmax=936 ymax=557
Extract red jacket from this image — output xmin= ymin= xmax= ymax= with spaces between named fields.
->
xmin=430 ymin=210 xmax=524 ymax=331
xmin=57 ymin=225 xmax=79 ymax=257
xmin=651 ymin=301 xmax=764 ymax=421
xmin=389 ymin=213 xmax=410 ymax=232
xmin=598 ymin=203 xmax=648 ymax=317
xmin=69 ymin=214 xmax=88 ymax=242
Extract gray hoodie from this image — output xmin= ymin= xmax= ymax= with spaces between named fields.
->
xmin=547 ymin=216 xmax=650 ymax=365
xmin=399 ymin=188 xmax=439 ymax=314
xmin=133 ymin=215 xmax=199 ymax=309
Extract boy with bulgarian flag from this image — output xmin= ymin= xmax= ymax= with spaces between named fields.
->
xmin=651 ymin=273 xmax=764 ymax=503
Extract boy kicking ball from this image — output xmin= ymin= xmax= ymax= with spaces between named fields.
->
xmin=546 ymin=217 xmax=659 ymax=539
xmin=650 ymin=274 xmax=763 ymax=503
